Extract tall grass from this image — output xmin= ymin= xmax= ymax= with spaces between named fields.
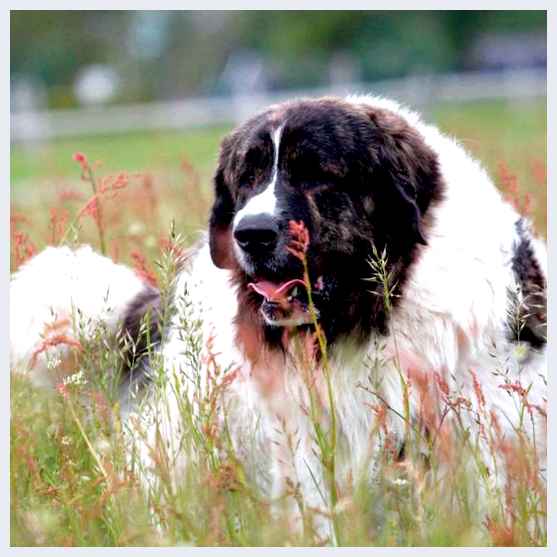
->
xmin=10 ymin=142 xmax=546 ymax=546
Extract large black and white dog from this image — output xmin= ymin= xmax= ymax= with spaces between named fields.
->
xmin=11 ymin=95 xmax=547 ymax=535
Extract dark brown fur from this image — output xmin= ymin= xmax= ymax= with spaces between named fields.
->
xmin=120 ymin=285 xmax=161 ymax=372
xmin=510 ymin=218 xmax=547 ymax=348
xmin=209 ymin=97 xmax=445 ymax=358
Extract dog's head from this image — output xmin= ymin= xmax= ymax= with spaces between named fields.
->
xmin=209 ymin=97 xmax=442 ymax=344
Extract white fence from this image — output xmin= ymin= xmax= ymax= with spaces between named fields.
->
xmin=11 ymin=68 xmax=546 ymax=143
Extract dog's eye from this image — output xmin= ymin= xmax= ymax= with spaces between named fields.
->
xmin=239 ymin=171 xmax=256 ymax=187
xmin=239 ymin=146 xmax=272 ymax=187
xmin=289 ymin=151 xmax=344 ymax=189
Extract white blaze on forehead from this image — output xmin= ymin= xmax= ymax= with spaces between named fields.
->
xmin=233 ymin=125 xmax=284 ymax=228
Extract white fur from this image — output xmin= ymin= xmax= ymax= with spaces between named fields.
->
xmin=10 ymin=96 xmax=547 ymax=541
xmin=232 ymin=125 xmax=283 ymax=227
xmin=10 ymin=245 xmax=147 ymax=387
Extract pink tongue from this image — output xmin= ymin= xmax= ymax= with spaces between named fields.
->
xmin=248 ymin=278 xmax=306 ymax=302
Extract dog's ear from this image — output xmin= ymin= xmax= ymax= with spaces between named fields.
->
xmin=363 ymin=107 xmax=441 ymax=249
xmin=209 ymin=135 xmax=237 ymax=269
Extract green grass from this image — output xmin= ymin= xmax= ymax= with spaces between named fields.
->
xmin=11 ymin=125 xmax=228 ymax=185
xmin=11 ymin=100 xmax=546 ymax=184
xmin=10 ymin=98 xmax=547 ymax=546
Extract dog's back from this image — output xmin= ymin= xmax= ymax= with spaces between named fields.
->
xmin=10 ymin=245 xmax=152 ymax=386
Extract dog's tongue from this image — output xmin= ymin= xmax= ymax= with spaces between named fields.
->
xmin=248 ymin=278 xmax=306 ymax=303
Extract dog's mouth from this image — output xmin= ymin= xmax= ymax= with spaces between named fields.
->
xmin=248 ymin=278 xmax=318 ymax=327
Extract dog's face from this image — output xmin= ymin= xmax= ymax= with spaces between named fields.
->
xmin=209 ymin=98 xmax=442 ymax=344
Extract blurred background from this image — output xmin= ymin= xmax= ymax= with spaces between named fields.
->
xmin=10 ymin=11 xmax=547 ymax=270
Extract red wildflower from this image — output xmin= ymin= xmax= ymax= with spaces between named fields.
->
xmin=98 ymin=172 xmax=129 ymax=196
xmin=90 ymin=389 xmax=111 ymax=424
xmin=78 ymin=196 xmax=100 ymax=224
xmin=10 ymin=212 xmax=30 ymax=227
xmin=130 ymin=250 xmax=158 ymax=288
xmin=498 ymin=161 xmax=531 ymax=217
xmin=221 ymin=367 xmax=240 ymax=390
xmin=12 ymin=231 xmax=37 ymax=268
xmin=112 ymin=172 xmax=128 ymax=190
xmin=57 ymin=188 xmax=85 ymax=203
xmin=484 ymin=516 xmax=517 ymax=547
xmin=524 ymin=402 xmax=547 ymax=419
xmin=30 ymin=334 xmax=82 ymax=370
xmin=446 ymin=395 xmax=472 ymax=411
xmin=434 ymin=371 xmax=450 ymax=398
xmin=56 ymin=382 xmax=70 ymax=400
xmin=287 ymin=220 xmax=310 ymax=261
xmin=499 ymin=382 xmax=528 ymax=398
xmin=490 ymin=409 xmax=503 ymax=439
xmin=49 ymin=207 xmax=69 ymax=244
xmin=469 ymin=369 xmax=486 ymax=409
xmin=531 ymin=158 xmax=546 ymax=187
xmin=72 ymin=151 xmax=89 ymax=172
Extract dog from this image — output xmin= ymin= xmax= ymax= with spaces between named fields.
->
xmin=10 ymin=95 xmax=547 ymax=541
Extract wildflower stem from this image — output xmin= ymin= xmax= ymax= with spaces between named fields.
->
xmin=66 ymin=394 xmax=109 ymax=482
xmin=85 ymin=165 xmax=107 ymax=255
xmin=58 ymin=205 xmax=88 ymax=246
xmin=301 ymin=256 xmax=342 ymax=545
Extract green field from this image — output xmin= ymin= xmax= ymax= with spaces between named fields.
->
xmin=11 ymin=99 xmax=546 ymax=260
xmin=10 ymin=98 xmax=547 ymax=547
xmin=12 ymin=100 xmax=547 ymax=181
xmin=11 ymin=125 xmax=227 ymax=186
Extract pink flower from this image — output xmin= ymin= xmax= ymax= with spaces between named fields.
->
xmin=78 ymin=196 xmax=99 ymax=224
xmin=499 ymin=382 xmax=527 ymax=398
xmin=56 ymin=382 xmax=70 ymax=400
xmin=72 ymin=152 xmax=89 ymax=171
xmin=130 ymin=250 xmax=158 ymax=288
xmin=469 ymin=369 xmax=486 ymax=408
xmin=287 ymin=220 xmax=310 ymax=261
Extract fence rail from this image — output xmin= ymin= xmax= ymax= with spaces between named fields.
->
xmin=11 ymin=68 xmax=546 ymax=143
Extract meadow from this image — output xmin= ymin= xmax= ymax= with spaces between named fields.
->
xmin=10 ymin=98 xmax=547 ymax=546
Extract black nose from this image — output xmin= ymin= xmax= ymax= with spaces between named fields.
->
xmin=234 ymin=214 xmax=279 ymax=254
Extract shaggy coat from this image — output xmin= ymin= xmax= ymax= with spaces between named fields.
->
xmin=10 ymin=95 xmax=547 ymax=540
